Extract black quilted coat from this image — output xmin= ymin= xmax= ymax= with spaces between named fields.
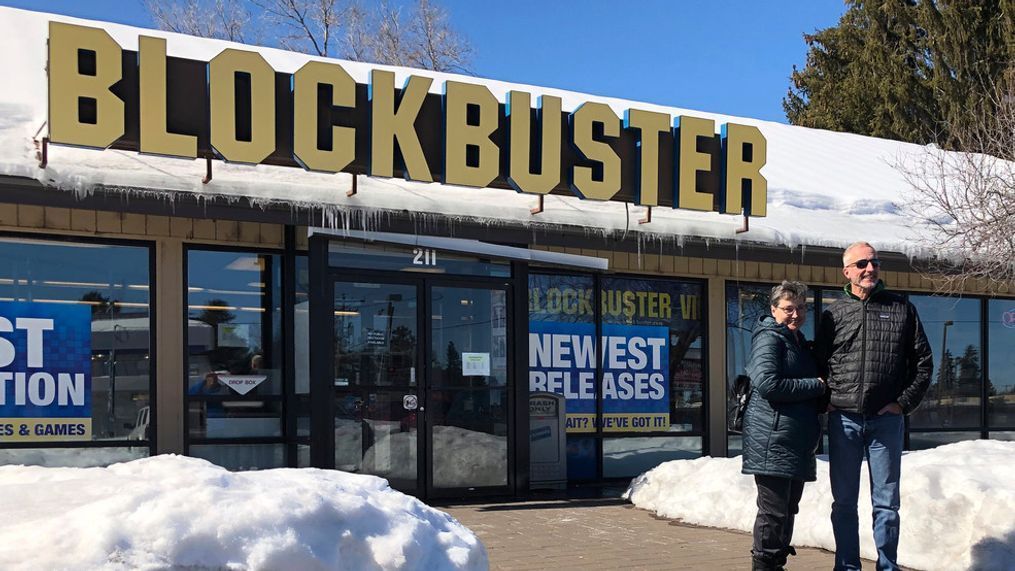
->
xmin=814 ymin=284 xmax=933 ymax=415
xmin=742 ymin=315 xmax=827 ymax=482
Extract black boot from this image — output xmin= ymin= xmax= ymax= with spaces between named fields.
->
xmin=773 ymin=546 xmax=796 ymax=570
xmin=752 ymin=555 xmax=778 ymax=571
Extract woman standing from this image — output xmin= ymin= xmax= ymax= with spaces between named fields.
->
xmin=743 ymin=281 xmax=827 ymax=571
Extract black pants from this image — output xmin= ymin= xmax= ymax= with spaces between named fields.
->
xmin=753 ymin=475 xmax=805 ymax=566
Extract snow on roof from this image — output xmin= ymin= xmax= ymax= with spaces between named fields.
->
xmin=626 ymin=439 xmax=1015 ymax=571
xmin=0 ymin=6 xmax=945 ymax=258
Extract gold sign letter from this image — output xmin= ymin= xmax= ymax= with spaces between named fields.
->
xmin=674 ymin=115 xmax=715 ymax=211
xmin=48 ymin=22 xmax=124 ymax=149
xmin=444 ymin=81 xmax=499 ymax=188
xmin=369 ymin=71 xmax=433 ymax=182
xmin=570 ymin=102 xmax=621 ymax=201
xmin=507 ymin=91 xmax=561 ymax=195
xmin=624 ymin=109 xmax=670 ymax=206
xmin=293 ymin=61 xmax=356 ymax=173
xmin=139 ymin=36 xmax=197 ymax=158
xmin=722 ymin=123 xmax=767 ymax=217
xmin=209 ymin=48 xmax=276 ymax=164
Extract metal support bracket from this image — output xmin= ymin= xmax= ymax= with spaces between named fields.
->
xmin=638 ymin=206 xmax=652 ymax=224
xmin=346 ymin=174 xmax=358 ymax=197
xmin=530 ymin=195 xmax=544 ymax=215
xmin=202 ymin=156 xmax=213 ymax=184
xmin=736 ymin=213 xmax=750 ymax=234
xmin=36 ymin=137 xmax=49 ymax=169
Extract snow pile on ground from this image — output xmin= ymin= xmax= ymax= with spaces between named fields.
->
xmin=0 ymin=454 xmax=487 ymax=571
xmin=625 ymin=440 xmax=1015 ymax=571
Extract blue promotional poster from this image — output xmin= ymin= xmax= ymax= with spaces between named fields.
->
xmin=529 ymin=321 xmax=669 ymax=432
xmin=0 ymin=301 xmax=92 ymax=442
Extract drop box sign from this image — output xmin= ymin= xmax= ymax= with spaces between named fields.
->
xmin=0 ymin=302 xmax=92 ymax=442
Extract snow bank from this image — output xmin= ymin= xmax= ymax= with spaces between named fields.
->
xmin=0 ymin=454 xmax=487 ymax=570
xmin=625 ymin=440 xmax=1015 ymax=571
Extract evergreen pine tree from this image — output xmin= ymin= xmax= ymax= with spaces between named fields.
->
xmin=785 ymin=0 xmax=1014 ymax=147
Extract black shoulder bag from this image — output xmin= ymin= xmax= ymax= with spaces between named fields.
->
xmin=728 ymin=374 xmax=751 ymax=434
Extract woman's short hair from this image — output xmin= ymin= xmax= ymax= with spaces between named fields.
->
xmin=769 ymin=280 xmax=808 ymax=307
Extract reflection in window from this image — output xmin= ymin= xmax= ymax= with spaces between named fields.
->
xmin=603 ymin=436 xmax=701 ymax=478
xmin=907 ymin=431 xmax=980 ymax=451
xmin=188 ymin=444 xmax=285 ymax=470
xmin=908 ymin=296 xmax=982 ymax=430
xmin=602 ymin=277 xmax=706 ymax=433
xmin=430 ymin=286 xmax=509 ymax=488
xmin=186 ymin=250 xmax=284 ymax=469
xmin=987 ymin=300 xmax=1015 ymax=428
xmin=725 ymin=283 xmax=817 ymax=455
xmin=0 ymin=237 xmax=152 ymax=454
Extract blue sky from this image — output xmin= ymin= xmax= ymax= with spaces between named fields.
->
xmin=2 ymin=0 xmax=847 ymax=123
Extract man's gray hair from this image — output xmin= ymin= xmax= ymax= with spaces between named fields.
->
xmin=770 ymin=280 xmax=809 ymax=307
xmin=843 ymin=241 xmax=877 ymax=266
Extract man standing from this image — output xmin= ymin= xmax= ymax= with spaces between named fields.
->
xmin=815 ymin=241 xmax=933 ymax=571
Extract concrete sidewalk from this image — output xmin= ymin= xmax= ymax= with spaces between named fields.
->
xmin=440 ymin=497 xmax=855 ymax=570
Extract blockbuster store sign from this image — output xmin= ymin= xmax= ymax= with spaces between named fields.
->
xmin=46 ymin=21 xmax=768 ymax=217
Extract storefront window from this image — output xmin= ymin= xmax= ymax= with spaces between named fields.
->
xmin=908 ymin=296 xmax=982 ymax=430
xmin=528 ymin=273 xmax=705 ymax=480
xmin=603 ymin=436 xmax=701 ymax=478
xmin=185 ymin=249 xmax=285 ymax=469
xmin=907 ymin=431 xmax=980 ymax=450
xmin=987 ymin=299 xmax=1015 ymax=429
xmin=0 ymin=236 xmax=152 ymax=466
xmin=725 ymin=283 xmax=817 ymax=455
xmin=601 ymin=277 xmax=706 ymax=433
xmin=529 ymin=273 xmax=597 ymax=480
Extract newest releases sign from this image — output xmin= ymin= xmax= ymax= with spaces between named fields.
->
xmin=46 ymin=22 xmax=767 ymax=216
xmin=0 ymin=302 xmax=92 ymax=442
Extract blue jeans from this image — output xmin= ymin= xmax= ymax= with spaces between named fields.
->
xmin=828 ymin=410 xmax=904 ymax=571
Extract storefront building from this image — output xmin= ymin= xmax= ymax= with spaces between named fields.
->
xmin=0 ymin=8 xmax=1012 ymax=500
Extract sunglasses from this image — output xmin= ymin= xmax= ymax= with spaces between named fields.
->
xmin=847 ymin=258 xmax=881 ymax=270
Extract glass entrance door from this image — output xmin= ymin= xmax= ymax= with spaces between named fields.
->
xmin=327 ymin=279 xmax=513 ymax=498
xmin=427 ymin=285 xmax=511 ymax=496
xmin=331 ymin=280 xmax=421 ymax=494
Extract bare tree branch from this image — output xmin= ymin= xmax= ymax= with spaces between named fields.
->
xmin=900 ymin=68 xmax=1015 ymax=295
xmin=145 ymin=0 xmax=473 ymax=72
xmin=145 ymin=0 xmax=251 ymax=43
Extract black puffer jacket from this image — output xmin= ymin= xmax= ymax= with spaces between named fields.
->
xmin=742 ymin=316 xmax=827 ymax=482
xmin=815 ymin=283 xmax=933 ymax=415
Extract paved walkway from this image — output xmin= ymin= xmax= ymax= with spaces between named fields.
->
xmin=440 ymin=497 xmax=858 ymax=570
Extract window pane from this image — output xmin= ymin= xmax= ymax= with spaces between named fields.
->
xmin=603 ymin=436 xmax=701 ymax=478
xmin=908 ymin=296 xmax=982 ymax=429
xmin=430 ymin=287 xmax=507 ymax=388
xmin=987 ymin=300 xmax=1015 ymax=428
xmin=907 ymin=431 xmax=980 ymax=450
xmin=528 ymin=274 xmax=597 ymax=480
xmin=295 ymin=256 xmax=310 ymax=395
xmin=334 ymin=390 xmax=418 ymax=490
xmin=187 ymin=251 xmax=283 ymax=397
xmin=0 ymin=446 xmax=147 ymax=467
xmin=0 ymin=237 xmax=152 ymax=446
xmin=188 ymin=444 xmax=285 ymax=470
xmin=431 ymin=388 xmax=507 ymax=488
xmin=602 ymin=277 xmax=706 ymax=433
xmin=989 ymin=431 xmax=1015 ymax=441
xmin=187 ymin=400 xmax=282 ymax=438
